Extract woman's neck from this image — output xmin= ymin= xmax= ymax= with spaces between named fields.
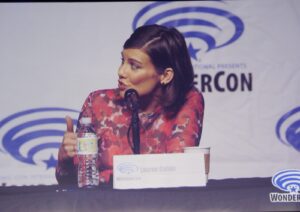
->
xmin=139 ymin=90 xmax=162 ymax=114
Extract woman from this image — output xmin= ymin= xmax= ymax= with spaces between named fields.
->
xmin=56 ymin=24 xmax=205 ymax=185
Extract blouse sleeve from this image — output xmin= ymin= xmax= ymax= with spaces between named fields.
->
xmin=55 ymin=150 xmax=77 ymax=186
xmin=166 ymin=88 xmax=205 ymax=153
xmin=55 ymin=92 xmax=94 ymax=185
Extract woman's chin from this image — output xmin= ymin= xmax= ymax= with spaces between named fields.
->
xmin=119 ymin=89 xmax=125 ymax=99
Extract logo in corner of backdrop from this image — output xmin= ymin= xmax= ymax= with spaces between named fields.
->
xmin=270 ymin=169 xmax=300 ymax=202
xmin=133 ymin=1 xmax=251 ymax=93
xmin=0 ymin=108 xmax=79 ymax=169
xmin=276 ymin=106 xmax=300 ymax=152
xmin=132 ymin=1 xmax=244 ymax=61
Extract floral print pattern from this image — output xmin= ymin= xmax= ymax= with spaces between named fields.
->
xmin=56 ymin=87 xmax=204 ymax=184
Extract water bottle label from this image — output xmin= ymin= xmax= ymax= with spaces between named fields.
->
xmin=77 ymin=136 xmax=98 ymax=154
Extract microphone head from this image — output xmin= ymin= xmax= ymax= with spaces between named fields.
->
xmin=125 ymin=88 xmax=138 ymax=99
xmin=125 ymin=89 xmax=139 ymax=110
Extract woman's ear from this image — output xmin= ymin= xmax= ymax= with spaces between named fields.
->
xmin=160 ymin=68 xmax=174 ymax=85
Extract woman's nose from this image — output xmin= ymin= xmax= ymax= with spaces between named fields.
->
xmin=118 ymin=64 xmax=126 ymax=78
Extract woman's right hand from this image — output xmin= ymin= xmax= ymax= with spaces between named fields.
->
xmin=58 ymin=116 xmax=77 ymax=161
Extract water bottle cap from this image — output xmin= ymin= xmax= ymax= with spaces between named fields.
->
xmin=80 ymin=117 xmax=92 ymax=125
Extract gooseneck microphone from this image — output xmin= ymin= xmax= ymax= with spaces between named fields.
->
xmin=125 ymin=89 xmax=140 ymax=154
xmin=125 ymin=89 xmax=139 ymax=111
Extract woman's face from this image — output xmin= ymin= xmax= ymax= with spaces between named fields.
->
xmin=118 ymin=48 xmax=161 ymax=98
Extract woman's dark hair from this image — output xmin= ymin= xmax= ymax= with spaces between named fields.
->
xmin=123 ymin=24 xmax=195 ymax=117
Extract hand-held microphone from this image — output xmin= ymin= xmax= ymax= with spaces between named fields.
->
xmin=125 ymin=88 xmax=140 ymax=154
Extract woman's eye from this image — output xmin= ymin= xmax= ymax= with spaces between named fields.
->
xmin=130 ymin=63 xmax=140 ymax=70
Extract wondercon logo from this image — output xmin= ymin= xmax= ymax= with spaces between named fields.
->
xmin=117 ymin=162 xmax=139 ymax=174
xmin=0 ymin=107 xmax=79 ymax=169
xmin=133 ymin=1 xmax=244 ymax=61
xmin=270 ymin=169 xmax=300 ymax=202
xmin=276 ymin=106 xmax=300 ymax=152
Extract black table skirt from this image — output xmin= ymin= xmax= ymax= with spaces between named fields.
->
xmin=0 ymin=177 xmax=299 ymax=212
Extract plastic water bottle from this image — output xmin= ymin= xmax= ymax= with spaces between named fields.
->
xmin=77 ymin=117 xmax=99 ymax=188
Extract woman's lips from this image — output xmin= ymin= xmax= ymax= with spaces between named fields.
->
xmin=118 ymin=80 xmax=127 ymax=90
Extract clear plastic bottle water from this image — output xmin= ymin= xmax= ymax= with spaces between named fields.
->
xmin=77 ymin=117 xmax=99 ymax=188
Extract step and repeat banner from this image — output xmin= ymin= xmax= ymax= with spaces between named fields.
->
xmin=0 ymin=1 xmax=299 ymax=186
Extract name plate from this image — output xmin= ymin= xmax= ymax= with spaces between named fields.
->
xmin=113 ymin=153 xmax=206 ymax=189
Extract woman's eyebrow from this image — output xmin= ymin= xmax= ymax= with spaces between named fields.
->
xmin=128 ymin=57 xmax=143 ymax=65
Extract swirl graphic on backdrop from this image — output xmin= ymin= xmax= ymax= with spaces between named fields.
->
xmin=133 ymin=1 xmax=244 ymax=60
xmin=0 ymin=107 xmax=79 ymax=169
xmin=272 ymin=170 xmax=300 ymax=193
xmin=276 ymin=106 xmax=300 ymax=151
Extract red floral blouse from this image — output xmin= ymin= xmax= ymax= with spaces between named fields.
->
xmin=56 ymin=87 xmax=204 ymax=185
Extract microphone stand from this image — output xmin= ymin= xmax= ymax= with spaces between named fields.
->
xmin=131 ymin=103 xmax=140 ymax=154
xmin=125 ymin=89 xmax=140 ymax=154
